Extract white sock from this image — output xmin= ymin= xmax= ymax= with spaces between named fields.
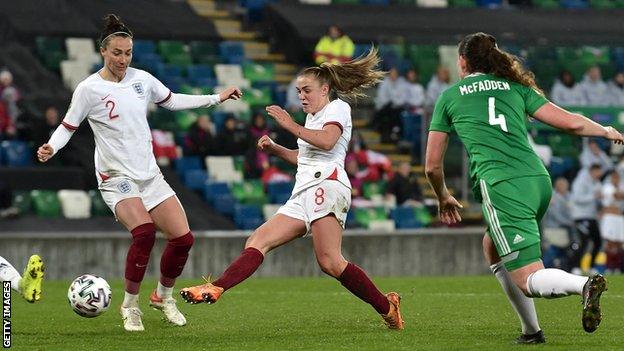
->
xmin=157 ymin=281 xmax=173 ymax=299
xmin=491 ymin=262 xmax=541 ymax=334
xmin=527 ymin=268 xmax=588 ymax=298
xmin=0 ymin=256 xmax=22 ymax=292
xmin=122 ymin=292 xmax=140 ymax=308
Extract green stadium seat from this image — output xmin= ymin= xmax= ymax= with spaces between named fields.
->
xmin=149 ymin=109 xmax=178 ymax=132
xmin=580 ymin=46 xmax=610 ymax=66
xmin=89 ymin=190 xmax=111 ymax=216
xmin=354 ymin=207 xmax=388 ymax=228
xmin=532 ymin=0 xmax=559 ymax=8
xmin=415 ymin=58 xmax=439 ymax=85
xmin=42 ymin=51 xmax=67 ymax=72
xmin=35 ymin=37 xmax=64 ymax=57
xmin=362 ymin=181 xmax=387 ymax=200
xmin=243 ymin=63 xmax=275 ymax=83
xmin=190 ymin=41 xmax=218 ymax=60
xmin=562 ymin=61 xmax=589 ymax=81
xmin=167 ymin=52 xmax=193 ymax=66
xmin=526 ymin=46 xmax=557 ymax=62
xmin=243 ymin=87 xmax=272 ymax=108
xmin=555 ymin=47 xmax=582 ymax=66
xmin=407 ymin=44 xmax=439 ymax=62
xmin=231 ymin=180 xmax=268 ymax=206
xmin=196 ymin=55 xmax=222 ymax=67
xmin=12 ymin=191 xmax=31 ymax=215
xmin=448 ymin=0 xmax=477 ymax=7
xmin=589 ymin=0 xmax=617 ymax=8
xmin=174 ymin=111 xmax=198 ymax=132
xmin=30 ymin=190 xmax=61 ymax=218
xmin=234 ymin=155 xmax=245 ymax=173
xmin=532 ymin=60 xmax=560 ymax=89
xmin=158 ymin=40 xmax=186 ymax=57
xmin=332 ymin=0 xmax=360 ymax=4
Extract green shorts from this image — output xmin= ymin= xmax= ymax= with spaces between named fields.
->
xmin=480 ymin=175 xmax=551 ymax=268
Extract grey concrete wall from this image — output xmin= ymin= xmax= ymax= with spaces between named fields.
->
xmin=0 ymin=227 xmax=489 ymax=280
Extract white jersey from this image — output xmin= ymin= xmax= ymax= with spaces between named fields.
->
xmin=601 ymin=182 xmax=624 ymax=209
xmin=62 ymin=68 xmax=171 ymax=182
xmin=293 ymin=99 xmax=352 ymax=195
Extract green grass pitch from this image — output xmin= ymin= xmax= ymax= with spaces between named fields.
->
xmin=8 ymin=275 xmax=624 ymax=350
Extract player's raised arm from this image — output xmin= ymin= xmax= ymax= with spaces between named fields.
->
xmin=531 ymin=102 xmax=623 ymax=144
xmin=256 ymin=134 xmax=298 ymax=166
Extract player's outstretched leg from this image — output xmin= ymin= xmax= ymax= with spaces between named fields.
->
xmin=524 ymin=268 xmax=607 ymax=333
xmin=150 ymin=232 xmax=194 ymax=326
xmin=121 ymin=222 xmax=157 ymax=332
xmin=1 ymin=255 xmax=45 ymax=303
xmin=180 ymin=247 xmax=262 ymax=304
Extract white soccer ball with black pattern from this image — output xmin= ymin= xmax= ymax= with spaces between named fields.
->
xmin=67 ymin=274 xmax=112 ymax=318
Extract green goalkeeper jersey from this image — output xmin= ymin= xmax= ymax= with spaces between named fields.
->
xmin=429 ymin=73 xmax=550 ymax=200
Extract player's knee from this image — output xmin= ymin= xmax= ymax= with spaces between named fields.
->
xmin=482 ymin=234 xmax=499 ymax=265
xmin=131 ymin=223 xmax=157 ymax=252
xmin=168 ymin=231 xmax=194 ymax=252
xmin=244 ymin=229 xmax=269 ymax=254
xmin=316 ymin=254 xmax=343 ymax=278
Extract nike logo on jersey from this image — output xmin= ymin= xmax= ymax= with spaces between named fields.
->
xmin=513 ymin=234 xmax=525 ymax=244
xmin=313 ymin=207 xmax=325 ymax=213
xmin=100 ymin=94 xmax=110 ymax=101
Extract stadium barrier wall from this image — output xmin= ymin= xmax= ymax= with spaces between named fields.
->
xmin=1 ymin=227 xmax=489 ymax=280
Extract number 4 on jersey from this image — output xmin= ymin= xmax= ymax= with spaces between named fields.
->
xmin=488 ymin=97 xmax=508 ymax=132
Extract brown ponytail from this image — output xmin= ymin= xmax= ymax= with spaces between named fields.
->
xmin=99 ymin=14 xmax=133 ymax=48
xmin=299 ymin=48 xmax=385 ymax=100
xmin=459 ymin=32 xmax=543 ymax=94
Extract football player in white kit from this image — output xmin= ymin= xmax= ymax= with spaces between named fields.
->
xmin=180 ymin=49 xmax=404 ymax=330
xmin=36 ymin=14 xmax=242 ymax=331
xmin=600 ymin=171 xmax=624 ymax=272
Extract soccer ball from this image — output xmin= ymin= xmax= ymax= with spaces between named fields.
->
xmin=67 ymin=274 xmax=112 ymax=318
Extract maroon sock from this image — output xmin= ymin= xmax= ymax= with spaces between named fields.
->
xmin=212 ymin=247 xmax=264 ymax=291
xmin=125 ymin=223 xmax=156 ymax=294
xmin=160 ymin=232 xmax=195 ymax=287
xmin=338 ymin=262 xmax=390 ymax=315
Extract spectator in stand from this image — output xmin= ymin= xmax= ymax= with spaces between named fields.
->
xmin=607 ymin=71 xmax=624 ymax=107
xmin=550 ymin=70 xmax=587 ymax=107
xmin=580 ymin=138 xmax=613 ymax=172
xmin=600 ymin=171 xmax=624 ymax=273
xmin=578 ymin=65 xmax=610 ymax=107
xmin=0 ymin=99 xmax=14 ymax=139
xmin=617 ymin=154 xmax=624 ymax=180
xmin=385 ymin=161 xmax=423 ymax=207
xmin=260 ymin=158 xmax=292 ymax=186
xmin=216 ymin=116 xmax=248 ymax=156
xmin=186 ymin=114 xmax=216 ymax=158
xmin=0 ymin=69 xmax=21 ymax=126
xmin=405 ymin=69 xmax=426 ymax=113
xmin=250 ymin=112 xmax=270 ymax=140
xmin=353 ymin=147 xmax=394 ymax=182
xmin=373 ymin=67 xmax=407 ymax=143
xmin=542 ymin=177 xmax=574 ymax=270
xmin=426 ymin=65 xmax=450 ymax=107
xmin=570 ymin=164 xmax=604 ymax=274
xmin=313 ymin=25 xmax=354 ymax=65
xmin=32 ymin=106 xmax=63 ymax=165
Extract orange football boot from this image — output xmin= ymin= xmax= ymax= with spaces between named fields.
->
xmin=180 ymin=277 xmax=224 ymax=304
xmin=382 ymin=292 xmax=404 ymax=330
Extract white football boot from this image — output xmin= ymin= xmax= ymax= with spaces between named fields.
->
xmin=149 ymin=290 xmax=187 ymax=326
xmin=121 ymin=306 xmax=145 ymax=331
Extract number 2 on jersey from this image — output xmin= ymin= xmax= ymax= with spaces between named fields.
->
xmin=488 ymin=97 xmax=508 ymax=132
xmin=106 ymin=100 xmax=119 ymax=119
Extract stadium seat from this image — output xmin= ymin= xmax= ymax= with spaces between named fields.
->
xmin=354 ymin=207 xmax=387 ymax=228
xmin=267 ymin=181 xmax=294 ymax=204
xmin=215 ymin=88 xmax=251 ymax=114
xmin=158 ymin=40 xmax=186 ymax=59
xmin=203 ymin=181 xmax=230 ymax=203
xmin=391 ymin=206 xmax=423 ymax=229
xmin=476 ymin=0 xmax=502 ymax=7
xmin=416 ymin=0 xmax=448 ymax=7
xmin=214 ymin=64 xmax=251 ymax=88
xmin=560 ymin=0 xmax=589 ymax=8
xmin=30 ymin=190 xmax=61 ymax=218
xmin=233 ymin=204 xmax=263 ymax=230
xmin=532 ymin=0 xmax=559 ymax=8
xmin=368 ymin=219 xmax=396 ymax=231
xmin=65 ymin=38 xmax=101 ymax=66
xmin=243 ymin=63 xmax=275 ymax=83
xmin=174 ymin=110 xmax=198 ymax=131
xmin=60 ymin=60 xmax=92 ymax=90
xmin=12 ymin=191 xmax=31 ymax=215
xmin=1 ymin=140 xmax=32 ymax=167
xmin=174 ymin=156 xmax=203 ymax=177
xmin=187 ymin=64 xmax=214 ymax=81
xmin=88 ymin=190 xmax=111 ymax=216
xmin=206 ymin=156 xmax=244 ymax=183
xmin=219 ymin=41 xmax=245 ymax=63
xmin=132 ymin=40 xmax=156 ymax=60
xmin=190 ymin=41 xmax=218 ymax=59
xmin=183 ymin=169 xmax=208 ymax=190
xmin=232 ymin=180 xmax=268 ymax=206
xmin=262 ymin=203 xmax=281 ymax=220
xmin=362 ymin=181 xmax=387 ymax=200
xmin=167 ymin=52 xmax=193 ymax=66
xmin=58 ymin=190 xmax=91 ymax=219
xmin=243 ymin=87 xmax=272 ymax=108
xmin=447 ymin=0 xmax=476 ymax=7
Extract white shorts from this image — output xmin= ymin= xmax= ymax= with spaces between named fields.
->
xmin=277 ymin=180 xmax=351 ymax=235
xmin=600 ymin=213 xmax=624 ymax=242
xmin=99 ymin=173 xmax=176 ymax=218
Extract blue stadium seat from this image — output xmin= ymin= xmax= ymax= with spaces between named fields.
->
xmin=215 ymin=193 xmax=236 ymax=216
xmin=211 ymin=111 xmax=231 ymax=133
xmin=174 ymin=156 xmax=203 ymax=177
xmin=391 ymin=206 xmax=422 ymax=229
xmin=267 ymin=181 xmax=294 ymax=204
xmin=187 ymin=64 xmax=214 ymax=80
xmin=157 ymin=64 xmax=184 ymax=79
xmin=476 ymin=0 xmax=502 ymax=7
xmin=134 ymin=53 xmax=163 ymax=73
xmin=132 ymin=40 xmax=156 ymax=60
xmin=1 ymin=140 xmax=32 ymax=167
xmin=234 ymin=204 xmax=263 ymax=230
xmin=161 ymin=76 xmax=186 ymax=92
xmin=191 ymin=77 xmax=217 ymax=88
xmin=346 ymin=209 xmax=357 ymax=228
xmin=560 ymin=0 xmax=588 ymax=8
xmin=204 ymin=181 xmax=231 ymax=203
xmin=183 ymin=169 xmax=208 ymax=190
xmin=361 ymin=0 xmax=390 ymax=4
xmin=219 ymin=41 xmax=245 ymax=63
xmin=354 ymin=44 xmax=372 ymax=59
